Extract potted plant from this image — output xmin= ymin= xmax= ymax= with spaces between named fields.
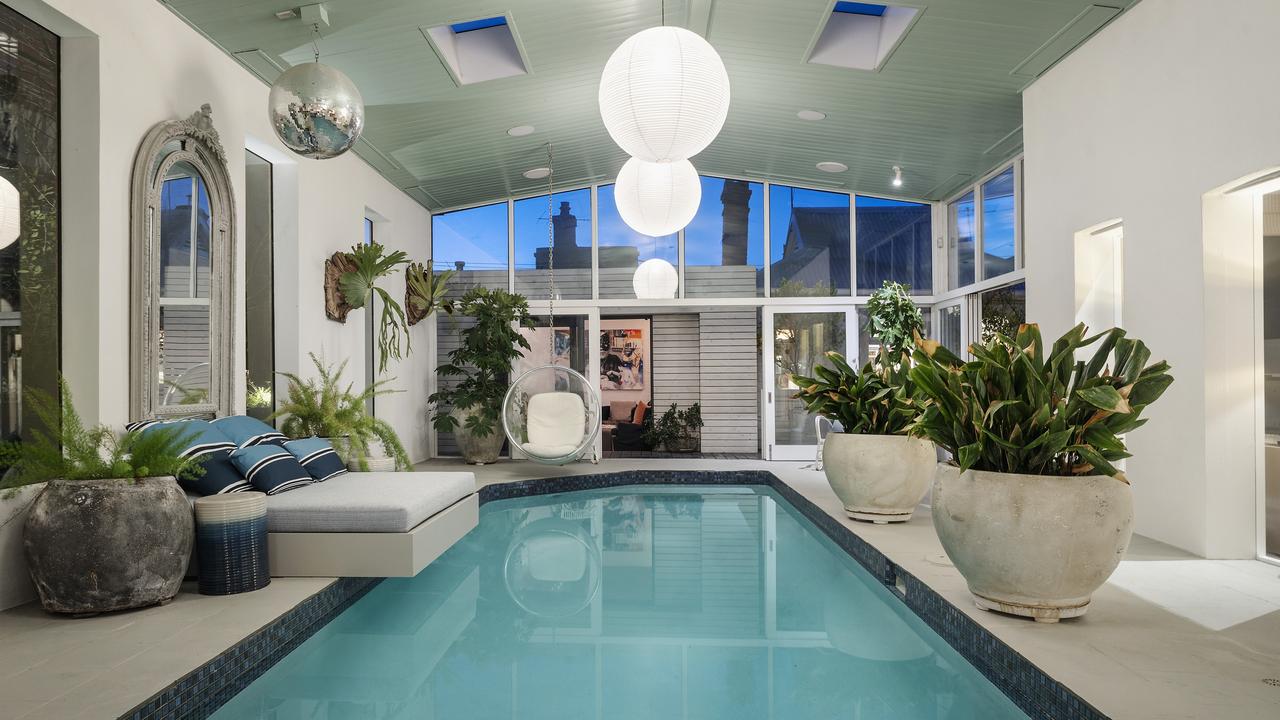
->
xmin=910 ymin=323 xmax=1173 ymax=622
xmin=272 ymin=353 xmax=412 ymax=472
xmin=0 ymin=380 xmax=201 ymax=615
xmin=645 ymin=402 xmax=703 ymax=452
xmin=792 ymin=282 xmax=934 ymax=523
xmin=429 ymin=287 xmax=535 ymax=464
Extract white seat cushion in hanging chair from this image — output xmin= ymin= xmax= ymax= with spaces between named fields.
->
xmin=522 ymin=392 xmax=587 ymax=458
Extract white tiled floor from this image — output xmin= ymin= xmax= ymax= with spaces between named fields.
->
xmin=2 ymin=458 xmax=1278 ymax=719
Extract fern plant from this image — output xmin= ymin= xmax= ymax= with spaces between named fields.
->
xmin=405 ymin=262 xmax=454 ymax=326
xmin=339 ymin=241 xmax=410 ymax=374
xmin=909 ymin=323 xmax=1174 ymax=481
xmin=0 ymin=379 xmax=203 ymax=496
xmin=865 ymin=281 xmax=924 ymax=360
xmin=270 ymin=353 xmax=412 ymax=471
xmin=792 ymin=350 xmax=918 ymax=436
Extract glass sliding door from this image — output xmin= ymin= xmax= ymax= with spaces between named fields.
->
xmin=244 ymin=150 xmax=273 ymax=420
xmin=763 ymin=308 xmax=854 ymax=460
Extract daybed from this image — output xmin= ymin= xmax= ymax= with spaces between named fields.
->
xmin=192 ymin=471 xmax=478 ymax=578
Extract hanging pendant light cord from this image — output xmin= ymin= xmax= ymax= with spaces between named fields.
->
xmin=546 ymin=142 xmax=556 ymax=359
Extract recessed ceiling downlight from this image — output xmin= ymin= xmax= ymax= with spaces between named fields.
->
xmin=507 ymin=125 xmax=535 ymax=137
xmin=797 ymin=109 xmax=826 ymax=121
xmin=523 ymin=167 xmax=551 ymax=180
xmin=816 ymin=161 xmax=848 ymax=173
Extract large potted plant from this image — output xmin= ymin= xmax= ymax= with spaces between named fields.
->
xmin=272 ymin=353 xmax=412 ymax=471
xmin=645 ymin=402 xmax=703 ymax=452
xmin=429 ymin=287 xmax=535 ymax=464
xmin=792 ymin=282 xmax=934 ymax=523
xmin=1 ymin=381 xmax=201 ymax=615
xmin=910 ymin=323 xmax=1173 ymax=622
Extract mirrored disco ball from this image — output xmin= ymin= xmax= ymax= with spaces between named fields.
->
xmin=268 ymin=62 xmax=364 ymax=159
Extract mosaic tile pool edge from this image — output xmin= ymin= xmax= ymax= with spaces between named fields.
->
xmin=130 ymin=469 xmax=1107 ymax=720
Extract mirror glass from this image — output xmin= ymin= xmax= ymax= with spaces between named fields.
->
xmin=156 ymin=159 xmax=212 ymax=407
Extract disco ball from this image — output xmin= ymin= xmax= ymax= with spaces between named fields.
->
xmin=268 ymin=62 xmax=364 ymax=159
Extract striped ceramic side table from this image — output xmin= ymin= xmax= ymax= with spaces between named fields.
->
xmin=193 ymin=492 xmax=270 ymax=595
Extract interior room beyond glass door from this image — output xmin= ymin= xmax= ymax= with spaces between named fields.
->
xmin=763 ymin=308 xmax=854 ymax=460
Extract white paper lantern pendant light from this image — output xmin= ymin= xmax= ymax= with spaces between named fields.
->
xmin=633 ymin=258 xmax=679 ymax=300
xmin=614 ymin=157 xmax=701 ymax=237
xmin=598 ymin=4 xmax=731 ymax=162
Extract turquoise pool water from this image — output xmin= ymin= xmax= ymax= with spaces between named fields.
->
xmin=213 ymin=485 xmax=1026 ymax=719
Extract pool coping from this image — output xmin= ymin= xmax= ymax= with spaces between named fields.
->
xmin=125 ymin=470 xmax=1108 ymax=720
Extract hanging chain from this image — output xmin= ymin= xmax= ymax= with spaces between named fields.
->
xmin=546 ymin=142 xmax=556 ymax=360
xmin=311 ymin=24 xmax=322 ymax=63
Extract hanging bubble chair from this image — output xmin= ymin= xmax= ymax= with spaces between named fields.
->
xmin=503 ymin=364 xmax=601 ymax=465
xmin=500 ymin=141 xmax=602 ymax=465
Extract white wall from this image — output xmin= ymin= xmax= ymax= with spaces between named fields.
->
xmin=1022 ymin=0 xmax=1280 ymax=557
xmin=17 ymin=0 xmax=434 ymax=461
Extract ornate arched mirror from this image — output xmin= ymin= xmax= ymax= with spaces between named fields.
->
xmin=130 ymin=105 xmax=236 ymax=420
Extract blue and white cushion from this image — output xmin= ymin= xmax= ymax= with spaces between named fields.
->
xmin=133 ymin=418 xmax=237 ymax=458
xmin=182 ymin=450 xmax=252 ymax=495
xmin=210 ymin=415 xmax=288 ymax=449
xmin=282 ymin=437 xmax=347 ymax=482
xmin=231 ymin=445 xmax=313 ymax=495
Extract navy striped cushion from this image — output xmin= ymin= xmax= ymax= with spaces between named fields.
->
xmin=182 ymin=449 xmax=252 ymax=495
xmin=211 ymin=415 xmax=288 ymax=449
xmin=282 ymin=437 xmax=348 ymax=482
xmin=231 ymin=445 xmax=313 ymax=495
xmin=132 ymin=419 xmax=236 ymax=458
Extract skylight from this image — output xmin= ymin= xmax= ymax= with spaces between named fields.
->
xmin=423 ymin=15 xmax=529 ymax=86
xmin=450 ymin=16 xmax=506 ymax=34
xmin=834 ymin=2 xmax=886 ymax=16
xmin=808 ymin=2 xmax=920 ymax=72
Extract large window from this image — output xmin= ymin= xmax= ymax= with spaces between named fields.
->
xmin=244 ymin=150 xmax=274 ymax=421
xmin=982 ymin=167 xmax=1017 ymax=279
xmin=685 ymin=176 xmax=764 ymax=297
xmin=431 ymin=202 xmax=508 ymax=292
xmin=769 ymin=185 xmax=850 ymax=296
xmin=979 ymin=281 xmax=1025 ymax=343
xmin=947 ymin=191 xmax=976 ymax=290
xmin=597 ymin=183 xmax=678 ymax=299
xmin=514 ymin=189 xmax=592 ymax=300
xmin=855 ymin=196 xmax=931 ymax=295
xmin=0 ymin=7 xmax=58 ymax=442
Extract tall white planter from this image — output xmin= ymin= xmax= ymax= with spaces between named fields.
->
xmin=932 ymin=463 xmax=1133 ymax=623
xmin=0 ymin=483 xmax=44 ymax=610
xmin=822 ymin=434 xmax=935 ymax=523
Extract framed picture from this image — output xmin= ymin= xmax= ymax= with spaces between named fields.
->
xmin=600 ymin=328 xmax=645 ymax=390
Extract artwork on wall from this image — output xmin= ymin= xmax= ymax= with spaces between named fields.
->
xmin=601 ymin=328 xmax=645 ymax=390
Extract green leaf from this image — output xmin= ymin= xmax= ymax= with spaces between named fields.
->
xmin=1076 ymin=385 xmax=1132 ymax=414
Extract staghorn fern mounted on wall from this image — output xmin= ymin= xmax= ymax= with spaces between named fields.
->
xmin=333 ymin=241 xmax=409 ymax=374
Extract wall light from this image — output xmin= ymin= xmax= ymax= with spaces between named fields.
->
xmin=892 ymin=165 xmax=903 ymax=187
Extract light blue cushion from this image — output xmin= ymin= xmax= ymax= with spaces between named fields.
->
xmin=210 ymin=415 xmax=288 ymax=449
xmin=230 ymin=445 xmax=312 ymax=495
xmin=282 ymin=437 xmax=348 ymax=482
xmin=132 ymin=419 xmax=236 ymax=458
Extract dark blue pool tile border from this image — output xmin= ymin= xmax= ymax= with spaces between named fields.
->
xmin=120 ymin=576 xmax=381 ymax=720
xmin=130 ymin=469 xmax=1107 ymax=720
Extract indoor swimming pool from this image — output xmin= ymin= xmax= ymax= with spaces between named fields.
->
xmin=211 ymin=485 xmax=1026 ymax=719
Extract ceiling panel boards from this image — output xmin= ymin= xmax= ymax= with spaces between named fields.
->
xmin=163 ymin=0 xmax=1132 ymax=210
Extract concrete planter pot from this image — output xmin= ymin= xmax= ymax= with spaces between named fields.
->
xmin=931 ymin=463 xmax=1133 ymax=623
xmin=822 ymin=434 xmax=936 ymax=523
xmin=24 ymin=477 xmax=194 ymax=615
xmin=454 ymin=406 xmax=504 ymax=465
xmin=0 ymin=483 xmax=43 ymax=611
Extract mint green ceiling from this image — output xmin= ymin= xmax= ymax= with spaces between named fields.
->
xmin=163 ymin=0 xmax=1133 ymax=210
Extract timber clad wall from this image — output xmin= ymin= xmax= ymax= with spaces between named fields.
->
xmin=651 ymin=314 xmax=701 ymax=415
xmin=698 ymin=309 xmax=759 ymax=454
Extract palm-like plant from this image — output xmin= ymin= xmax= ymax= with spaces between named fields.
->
xmin=0 ymin=380 xmax=203 ymax=495
xmin=339 ymin=241 xmax=410 ymax=373
xmin=792 ymin=350 xmax=918 ymax=436
xmin=270 ymin=353 xmax=411 ymax=471
xmin=909 ymin=323 xmax=1173 ymax=481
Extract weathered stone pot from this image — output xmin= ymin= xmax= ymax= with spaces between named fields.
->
xmin=822 ymin=434 xmax=936 ymax=523
xmin=454 ymin=405 xmax=504 ymax=464
xmin=327 ymin=436 xmax=395 ymax=472
xmin=24 ymin=477 xmax=194 ymax=615
xmin=0 ymin=482 xmax=43 ymax=611
xmin=931 ymin=463 xmax=1133 ymax=623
